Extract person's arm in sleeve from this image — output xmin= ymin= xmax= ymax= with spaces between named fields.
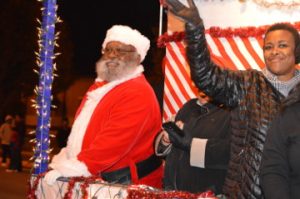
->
xmin=167 ymin=131 xmax=229 ymax=169
xmin=190 ymin=137 xmax=230 ymax=169
xmin=45 ymin=148 xmax=91 ymax=185
xmin=166 ymin=0 xmax=244 ymax=108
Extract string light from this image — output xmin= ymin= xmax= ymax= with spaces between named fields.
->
xmin=31 ymin=0 xmax=60 ymax=175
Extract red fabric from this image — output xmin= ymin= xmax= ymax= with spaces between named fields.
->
xmin=77 ymin=75 xmax=163 ymax=188
xmin=211 ymin=53 xmax=233 ymax=69
xmin=74 ymin=81 xmax=107 ymax=119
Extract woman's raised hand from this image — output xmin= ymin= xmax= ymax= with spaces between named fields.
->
xmin=165 ymin=0 xmax=202 ymax=26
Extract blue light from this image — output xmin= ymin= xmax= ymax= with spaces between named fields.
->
xmin=34 ymin=0 xmax=57 ymax=174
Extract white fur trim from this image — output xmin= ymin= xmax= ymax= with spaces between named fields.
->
xmin=190 ymin=138 xmax=208 ymax=168
xmin=44 ymin=169 xmax=62 ymax=185
xmin=66 ymin=65 xmax=144 ymax=158
xmin=49 ymin=148 xmax=90 ymax=177
xmin=102 ymin=25 xmax=150 ymax=63
xmin=49 ymin=65 xmax=144 ymax=176
xmin=49 ymin=158 xmax=91 ymax=177
xmin=51 ymin=147 xmax=68 ymax=164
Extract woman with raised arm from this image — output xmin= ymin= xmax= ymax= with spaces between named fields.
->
xmin=164 ymin=0 xmax=300 ymax=198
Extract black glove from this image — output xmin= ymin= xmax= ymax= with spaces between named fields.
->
xmin=166 ymin=0 xmax=202 ymax=26
xmin=162 ymin=121 xmax=192 ymax=151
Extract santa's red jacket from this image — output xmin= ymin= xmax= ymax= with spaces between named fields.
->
xmin=50 ymin=66 xmax=163 ymax=188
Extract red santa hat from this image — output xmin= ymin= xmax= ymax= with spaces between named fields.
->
xmin=102 ymin=25 xmax=150 ymax=63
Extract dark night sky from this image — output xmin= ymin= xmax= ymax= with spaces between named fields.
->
xmin=57 ymin=0 xmax=162 ymax=76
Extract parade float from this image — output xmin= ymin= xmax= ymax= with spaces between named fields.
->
xmin=29 ymin=0 xmax=300 ymax=198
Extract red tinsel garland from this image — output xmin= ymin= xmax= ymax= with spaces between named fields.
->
xmin=157 ymin=21 xmax=300 ymax=47
xmin=27 ymin=172 xmax=47 ymax=199
xmin=64 ymin=178 xmax=76 ymax=199
xmin=80 ymin=176 xmax=100 ymax=199
xmin=126 ymin=186 xmax=217 ymax=199
xmin=27 ymin=174 xmax=103 ymax=199
xmin=62 ymin=176 xmax=103 ymax=199
xmin=28 ymin=175 xmax=219 ymax=199
xmin=157 ymin=31 xmax=186 ymax=48
xmin=159 ymin=0 xmax=167 ymax=7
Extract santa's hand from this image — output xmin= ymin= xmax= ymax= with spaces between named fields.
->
xmin=44 ymin=170 xmax=62 ymax=186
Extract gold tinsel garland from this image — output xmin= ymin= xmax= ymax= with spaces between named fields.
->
xmin=246 ymin=0 xmax=300 ymax=8
xmin=160 ymin=0 xmax=300 ymax=9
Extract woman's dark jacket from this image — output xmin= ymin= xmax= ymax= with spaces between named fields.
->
xmin=260 ymin=83 xmax=300 ymax=199
xmin=185 ymin=23 xmax=286 ymax=199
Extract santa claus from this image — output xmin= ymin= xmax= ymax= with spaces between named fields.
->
xmin=44 ymin=25 xmax=163 ymax=188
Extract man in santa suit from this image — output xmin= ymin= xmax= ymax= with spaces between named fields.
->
xmin=44 ymin=25 xmax=163 ymax=188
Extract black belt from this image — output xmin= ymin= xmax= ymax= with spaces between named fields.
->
xmin=101 ymin=154 xmax=162 ymax=184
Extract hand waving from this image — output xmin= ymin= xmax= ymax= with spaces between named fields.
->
xmin=166 ymin=0 xmax=202 ymax=26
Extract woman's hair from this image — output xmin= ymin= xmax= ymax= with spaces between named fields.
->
xmin=265 ymin=23 xmax=300 ymax=63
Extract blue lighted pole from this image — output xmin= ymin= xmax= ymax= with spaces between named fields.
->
xmin=34 ymin=0 xmax=58 ymax=174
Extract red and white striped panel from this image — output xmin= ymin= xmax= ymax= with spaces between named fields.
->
xmin=163 ymin=34 xmax=264 ymax=121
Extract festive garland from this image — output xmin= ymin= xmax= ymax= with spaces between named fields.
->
xmin=28 ymin=175 xmax=104 ymax=199
xmin=157 ymin=31 xmax=185 ymax=48
xmin=157 ymin=21 xmax=300 ymax=47
xmin=159 ymin=0 xmax=300 ymax=8
xmin=159 ymin=0 xmax=167 ymax=7
xmin=251 ymin=0 xmax=300 ymax=8
xmin=28 ymin=175 xmax=218 ymax=199
xmin=27 ymin=172 xmax=46 ymax=199
xmin=159 ymin=0 xmax=228 ymax=5
xmin=207 ymin=25 xmax=267 ymax=38
xmin=127 ymin=186 xmax=217 ymax=199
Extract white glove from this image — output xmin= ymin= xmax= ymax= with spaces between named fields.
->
xmin=44 ymin=170 xmax=62 ymax=186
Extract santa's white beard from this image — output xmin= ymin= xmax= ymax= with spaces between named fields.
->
xmin=96 ymin=58 xmax=137 ymax=82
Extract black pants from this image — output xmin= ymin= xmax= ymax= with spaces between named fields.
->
xmin=9 ymin=143 xmax=22 ymax=171
xmin=1 ymin=144 xmax=10 ymax=163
